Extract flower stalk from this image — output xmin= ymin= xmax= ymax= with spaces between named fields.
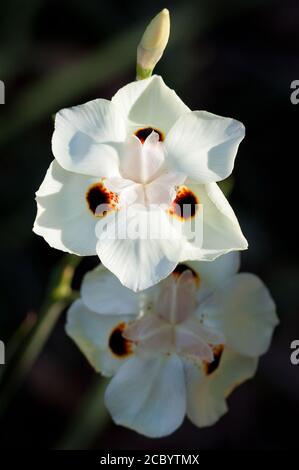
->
xmin=0 ymin=254 xmax=80 ymax=417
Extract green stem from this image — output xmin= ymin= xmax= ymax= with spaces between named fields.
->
xmin=0 ymin=312 xmax=36 ymax=381
xmin=0 ymin=254 xmax=80 ymax=417
xmin=136 ymin=63 xmax=153 ymax=80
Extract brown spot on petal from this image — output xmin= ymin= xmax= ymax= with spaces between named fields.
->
xmin=135 ymin=127 xmax=164 ymax=144
xmin=203 ymin=344 xmax=224 ymax=376
xmin=86 ymin=182 xmax=118 ymax=217
xmin=109 ymin=322 xmax=133 ymax=358
xmin=169 ymin=186 xmax=199 ymax=220
xmin=173 ymin=263 xmax=200 ymax=287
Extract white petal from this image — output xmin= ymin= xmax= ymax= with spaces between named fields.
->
xmin=105 ymin=354 xmax=186 ymax=437
xmin=124 ymin=314 xmax=173 ymax=354
xmin=120 ymin=133 xmax=164 ymax=184
xmin=157 ymin=270 xmax=197 ymax=324
xmin=204 ymin=273 xmax=279 ymax=357
xmin=186 ymin=252 xmax=241 ymax=289
xmin=66 ymin=299 xmax=134 ymax=376
xmin=185 ymin=253 xmax=241 ymax=318
xmin=146 ymin=171 xmax=186 ymax=205
xmin=176 ymin=328 xmax=214 ymax=362
xmin=104 ymin=177 xmax=143 ymax=205
xmin=178 ymin=316 xmax=224 ymax=346
xmin=112 ymin=75 xmax=190 ymax=134
xmin=176 ymin=316 xmax=224 ymax=363
xmin=33 ymin=160 xmax=99 ymax=255
xmin=52 ymin=99 xmax=126 ymax=177
xmin=179 ymin=181 xmax=248 ymax=262
xmin=104 ymin=177 xmax=134 ymax=193
xmin=95 ymin=208 xmax=183 ymax=291
xmin=185 ymin=349 xmax=258 ymax=427
xmin=165 ymin=111 xmax=245 ymax=182
xmin=81 ymin=265 xmax=140 ymax=315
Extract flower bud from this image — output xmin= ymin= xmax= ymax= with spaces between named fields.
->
xmin=136 ymin=8 xmax=170 ymax=80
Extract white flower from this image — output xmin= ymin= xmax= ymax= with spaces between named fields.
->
xmin=34 ymin=75 xmax=247 ymax=291
xmin=66 ymin=253 xmax=278 ymax=438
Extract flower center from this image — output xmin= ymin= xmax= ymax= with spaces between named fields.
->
xmin=104 ymin=131 xmax=185 ymax=206
xmin=124 ymin=270 xmax=224 ymax=363
xmin=86 ymin=182 xmax=118 ymax=217
xmin=135 ymin=127 xmax=164 ymax=144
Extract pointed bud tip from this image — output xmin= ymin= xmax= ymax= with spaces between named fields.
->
xmin=137 ymin=8 xmax=170 ymax=78
xmin=161 ymin=8 xmax=169 ymax=16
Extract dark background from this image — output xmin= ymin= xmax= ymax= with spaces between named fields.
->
xmin=0 ymin=0 xmax=298 ymax=450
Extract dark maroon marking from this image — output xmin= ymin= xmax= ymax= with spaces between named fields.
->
xmin=170 ymin=187 xmax=199 ymax=219
xmin=109 ymin=323 xmax=132 ymax=357
xmin=205 ymin=345 xmax=224 ymax=375
xmin=135 ymin=127 xmax=164 ymax=144
xmin=86 ymin=183 xmax=118 ymax=216
xmin=173 ymin=264 xmax=199 ymax=282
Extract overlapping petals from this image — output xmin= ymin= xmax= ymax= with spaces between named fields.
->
xmin=111 ymin=75 xmax=190 ymax=133
xmin=33 ymin=26 xmax=276 ymax=445
xmin=200 ymin=272 xmax=278 ymax=357
xmin=185 ymin=349 xmax=258 ymax=427
xmin=33 ymin=161 xmax=99 ymax=255
xmin=66 ymin=299 xmax=136 ymax=376
xmin=95 ymin=207 xmax=183 ymax=291
xmin=66 ymin=253 xmax=278 ymax=437
xmin=165 ymin=111 xmax=245 ymax=183
xmin=34 ymin=75 xmax=248 ymax=291
xmin=52 ymin=99 xmax=126 ymax=177
xmin=178 ymin=181 xmax=248 ymax=263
